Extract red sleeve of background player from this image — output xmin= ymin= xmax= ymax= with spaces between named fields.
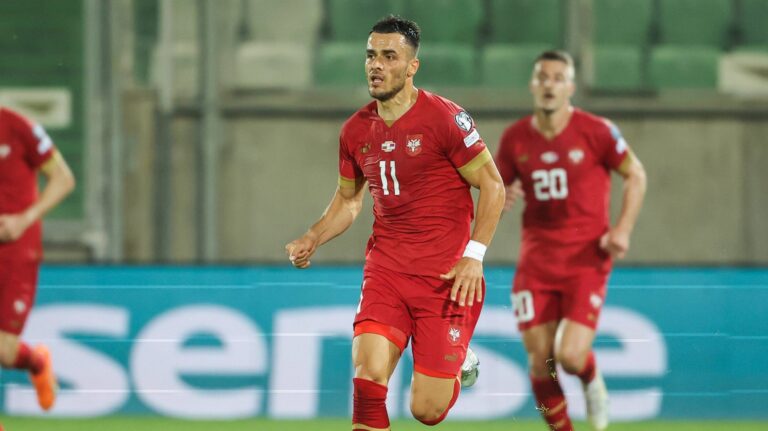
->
xmin=440 ymin=104 xmax=489 ymax=171
xmin=337 ymin=124 xmax=363 ymax=188
xmin=5 ymin=108 xmax=55 ymax=169
xmin=494 ymin=126 xmax=518 ymax=185
xmin=597 ymin=118 xmax=630 ymax=170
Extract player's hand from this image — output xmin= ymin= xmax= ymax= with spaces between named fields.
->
xmin=0 ymin=213 xmax=33 ymax=243
xmin=440 ymin=257 xmax=484 ymax=307
xmin=503 ymin=180 xmax=524 ymax=211
xmin=285 ymin=233 xmax=319 ymax=269
xmin=599 ymin=227 xmax=630 ymax=259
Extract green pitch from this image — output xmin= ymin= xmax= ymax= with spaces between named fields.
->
xmin=0 ymin=417 xmax=766 ymax=431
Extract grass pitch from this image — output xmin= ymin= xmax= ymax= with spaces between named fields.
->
xmin=0 ymin=417 xmax=766 ymax=431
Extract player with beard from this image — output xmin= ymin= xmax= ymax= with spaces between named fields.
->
xmin=286 ymin=15 xmax=505 ymax=431
xmin=495 ymin=50 xmax=647 ymax=431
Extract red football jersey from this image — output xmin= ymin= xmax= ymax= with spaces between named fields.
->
xmin=0 ymin=108 xmax=55 ymax=262
xmin=495 ymin=109 xmax=629 ymax=279
xmin=339 ymin=90 xmax=491 ymax=277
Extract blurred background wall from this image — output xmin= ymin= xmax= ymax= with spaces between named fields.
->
xmin=1 ymin=0 xmax=766 ymax=265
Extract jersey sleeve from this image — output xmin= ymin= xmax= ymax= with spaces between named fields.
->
xmin=494 ymin=126 xmax=519 ymax=185
xmin=6 ymin=108 xmax=55 ymax=169
xmin=441 ymin=105 xmax=491 ymax=176
xmin=338 ymin=127 xmax=362 ymax=188
xmin=597 ymin=118 xmax=630 ymax=170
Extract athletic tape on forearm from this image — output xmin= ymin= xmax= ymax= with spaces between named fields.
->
xmin=462 ymin=240 xmax=487 ymax=262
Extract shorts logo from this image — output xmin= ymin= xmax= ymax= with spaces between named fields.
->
xmin=13 ymin=299 xmax=27 ymax=315
xmin=406 ymin=135 xmax=422 ymax=156
xmin=454 ymin=111 xmax=473 ymax=132
xmin=447 ymin=327 xmax=461 ymax=345
xmin=381 ymin=141 xmax=396 ymax=152
xmin=590 ymin=293 xmax=603 ymax=309
xmin=0 ymin=144 xmax=10 ymax=159
xmin=541 ymin=151 xmax=558 ymax=164
xmin=569 ymin=148 xmax=584 ymax=164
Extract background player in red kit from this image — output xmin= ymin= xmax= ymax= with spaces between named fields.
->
xmin=0 ymin=107 xmax=75 ymax=411
xmin=495 ymin=51 xmax=647 ymax=431
xmin=285 ymin=16 xmax=505 ymax=431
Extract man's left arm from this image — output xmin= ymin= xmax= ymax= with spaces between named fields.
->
xmin=600 ymin=152 xmax=647 ymax=259
xmin=440 ymin=151 xmax=506 ymax=306
xmin=0 ymin=151 xmax=76 ymax=242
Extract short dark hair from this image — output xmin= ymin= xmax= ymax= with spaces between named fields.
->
xmin=535 ymin=50 xmax=574 ymax=69
xmin=370 ymin=15 xmax=420 ymax=52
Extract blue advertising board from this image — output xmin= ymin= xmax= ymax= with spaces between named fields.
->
xmin=0 ymin=266 xmax=765 ymax=420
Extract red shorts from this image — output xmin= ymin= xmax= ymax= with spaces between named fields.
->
xmin=0 ymin=259 xmax=39 ymax=335
xmin=354 ymin=263 xmax=484 ymax=378
xmin=511 ymin=270 xmax=608 ymax=331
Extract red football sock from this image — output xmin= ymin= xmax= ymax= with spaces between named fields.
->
xmin=576 ymin=351 xmax=596 ymax=384
xmin=12 ymin=343 xmax=44 ymax=375
xmin=418 ymin=378 xmax=460 ymax=426
xmin=352 ymin=378 xmax=389 ymax=430
xmin=531 ymin=374 xmax=573 ymax=431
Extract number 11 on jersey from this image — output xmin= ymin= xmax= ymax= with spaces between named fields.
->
xmin=379 ymin=160 xmax=400 ymax=196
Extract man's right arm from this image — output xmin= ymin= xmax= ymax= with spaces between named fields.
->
xmin=284 ymin=178 xmax=366 ymax=269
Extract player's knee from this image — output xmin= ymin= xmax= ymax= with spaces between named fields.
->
xmin=527 ymin=352 xmax=553 ymax=378
xmin=556 ymin=348 xmax=587 ymax=375
xmin=0 ymin=343 xmax=16 ymax=368
xmin=410 ymin=399 xmax=448 ymax=426
xmin=354 ymin=363 xmax=390 ymax=385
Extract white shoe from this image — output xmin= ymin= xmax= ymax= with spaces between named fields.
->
xmin=583 ymin=369 xmax=609 ymax=431
xmin=460 ymin=347 xmax=479 ymax=388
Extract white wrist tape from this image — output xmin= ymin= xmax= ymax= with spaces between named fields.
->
xmin=462 ymin=240 xmax=487 ymax=262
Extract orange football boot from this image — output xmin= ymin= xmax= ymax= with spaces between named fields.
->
xmin=29 ymin=345 xmax=58 ymax=411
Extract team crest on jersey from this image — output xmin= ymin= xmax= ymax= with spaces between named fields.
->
xmin=568 ymin=148 xmax=584 ymax=164
xmin=406 ymin=134 xmax=422 ymax=156
xmin=381 ymin=140 xmax=396 ymax=152
xmin=0 ymin=144 xmax=10 ymax=159
xmin=541 ymin=151 xmax=559 ymax=164
xmin=447 ymin=327 xmax=461 ymax=344
xmin=454 ymin=111 xmax=473 ymax=132
xmin=517 ymin=153 xmax=529 ymax=163
xmin=360 ymin=143 xmax=370 ymax=154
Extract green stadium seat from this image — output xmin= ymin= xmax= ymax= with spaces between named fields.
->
xmin=327 ymin=0 xmax=405 ymax=41
xmin=593 ymin=0 xmax=652 ymax=45
xmin=649 ymin=46 xmax=720 ymax=89
xmin=488 ymin=0 xmax=562 ymax=46
xmin=658 ymin=0 xmax=732 ymax=47
xmin=736 ymin=0 xmax=768 ymax=52
xmin=0 ymin=0 xmax=85 ymax=219
xmin=482 ymin=44 xmax=551 ymax=88
xmin=403 ymin=0 xmax=483 ymax=44
xmin=416 ymin=44 xmax=476 ymax=87
xmin=315 ymin=42 xmax=367 ymax=87
xmin=592 ymin=46 xmax=644 ymax=90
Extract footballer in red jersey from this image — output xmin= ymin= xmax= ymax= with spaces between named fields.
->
xmin=495 ymin=51 xmax=647 ymax=431
xmin=0 ymin=106 xmax=76 ymax=411
xmin=286 ymin=16 xmax=505 ymax=430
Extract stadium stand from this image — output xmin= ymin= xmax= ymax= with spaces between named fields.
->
xmin=483 ymin=0 xmax=564 ymax=88
xmin=649 ymin=0 xmax=732 ymax=89
xmin=0 ymin=0 xmax=84 ymax=219
xmin=315 ymin=0 xmax=404 ymax=87
xmin=591 ymin=0 xmax=652 ymax=90
xmin=237 ymin=0 xmax=322 ymax=89
xmin=735 ymin=0 xmax=768 ymax=52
